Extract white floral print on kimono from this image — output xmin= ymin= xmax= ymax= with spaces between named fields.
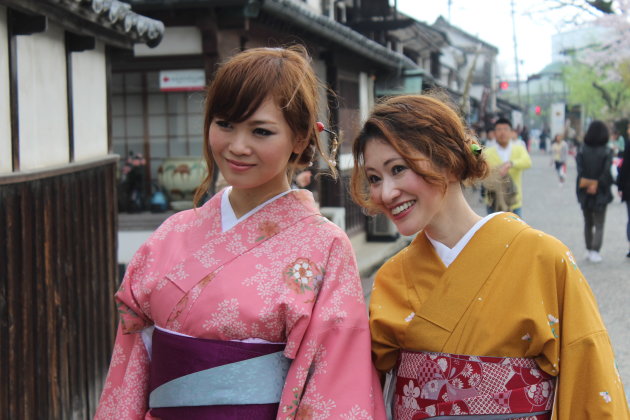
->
xmin=95 ymin=188 xmax=385 ymax=420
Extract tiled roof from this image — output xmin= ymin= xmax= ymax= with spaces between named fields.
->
xmin=3 ymin=0 xmax=164 ymax=48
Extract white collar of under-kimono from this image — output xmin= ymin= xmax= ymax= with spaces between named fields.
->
xmin=425 ymin=212 xmax=500 ymax=267
xmin=221 ymin=186 xmax=295 ymax=232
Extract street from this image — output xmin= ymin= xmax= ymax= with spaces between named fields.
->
xmin=468 ymin=148 xmax=630 ymax=395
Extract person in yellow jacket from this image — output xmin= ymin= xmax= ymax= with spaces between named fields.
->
xmin=484 ymin=117 xmax=532 ymax=217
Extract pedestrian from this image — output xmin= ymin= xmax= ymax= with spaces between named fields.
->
xmin=550 ymin=133 xmax=569 ymax=186
xmin=483 ymin=117 xmax=532 ymax=217
xmin=521 ymin=125 xmax=530 ymax=151
xmin=539 ymin=126 xmax=550 ymax=152
xmin=617 ymin=124 xmax=630 ymax=258
xmin=610 ymin=126 xmax=625 ymax=158
xmin=576 ymin=120 xmax=615 ymax=263
xmin=350 ymin=93 xmax=629 ymax=419
xmin=96 ymin=46 xmax=385 ymax=419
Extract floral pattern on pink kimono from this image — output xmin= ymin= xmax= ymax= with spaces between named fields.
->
xmin=95 ymin=189 xmax=385 ymax=420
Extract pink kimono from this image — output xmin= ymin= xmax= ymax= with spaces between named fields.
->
xmin=95 ymin=189 xmax=385 ymax=419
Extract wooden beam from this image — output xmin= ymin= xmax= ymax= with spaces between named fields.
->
xmin=7 ymin=9 xmax=47 ymax=36
xmin=66 ymin=32 xmax=95 ymax=53
xmin=65 ymin=34 xmax=75 ymax=163
xmin=7 ymin=14 xmax=19 ymax=171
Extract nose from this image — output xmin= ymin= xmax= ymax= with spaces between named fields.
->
xmin=379 ymin=176 xmax=401 ymax=206
xmin=228 ymin=130 xmax=251 ymax=156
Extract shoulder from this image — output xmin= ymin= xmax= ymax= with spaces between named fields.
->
xmin=513 ymin=226 xmax=572 ymax=268
xmin=516 ymin=226 xmax=566 ymax=251
xmin=483 ymin=145 xmax=499 ymax=155
xmin=376 ymin=244 xmax=409 ymax=279
xmin=142 ymin=194 xmax=221 ymax=253
xmin=511 ymin=143 xmax=529 ymax=155
xmin=308 ymin=214 xmax=353 ymax=249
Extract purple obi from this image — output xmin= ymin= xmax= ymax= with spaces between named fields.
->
xmin=149 ymin=327 xmax=289 ymax=419
xmin=393 ymin=350 xmax=556 ymax=419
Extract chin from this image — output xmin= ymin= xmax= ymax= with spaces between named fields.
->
xmin=392 ymin=221 xmax=421 ymax=237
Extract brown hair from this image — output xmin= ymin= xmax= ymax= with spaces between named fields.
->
xmin=194 ymin=45 xmax=337 ymax=206
xmin=350 ymin=93 xmax=488 ymax=212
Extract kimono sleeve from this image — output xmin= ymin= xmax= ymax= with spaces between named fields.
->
xmin=369 ymin=257 xmax=405 ymax=380
xmin=95 ymin=244 xmax=155 ymax=420
xmin=279 ymin=236 xmax=386 ymax=419
xmin=552 ymin=249 xmax=630 ymax=419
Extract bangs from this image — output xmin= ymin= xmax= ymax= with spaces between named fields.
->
xmin=209 ymin=51 xmax=292 ymax=122
xmin=209 ymin=67 xmax=278 ymax=122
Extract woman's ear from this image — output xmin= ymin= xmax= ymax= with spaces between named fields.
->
xmin=292 ymin=136 xmax=309 ymax=155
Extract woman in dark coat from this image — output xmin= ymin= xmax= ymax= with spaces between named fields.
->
xmin=617 ymin=128 xmax=630 ymax=257
xmin=576 ymin=120 xmax=614 ymax=263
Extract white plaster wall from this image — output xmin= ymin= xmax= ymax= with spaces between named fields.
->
xmin=0 ymin=6 xmax=12 ymax=173
xmin=359 ymin=72 xmax=370 ymax=125
xmin=17 ymin=23 xmax=69 ymax=170
xmin=134 ymin=26 xmax=202 ymax=57
xmin=72 ymin=41 xmax=107 ymax=161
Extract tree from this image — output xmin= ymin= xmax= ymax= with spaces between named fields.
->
xmin=535 ymin=1 xmax=630 ymax=118
xmin=563 ymin=61 xmax=630 ymax=119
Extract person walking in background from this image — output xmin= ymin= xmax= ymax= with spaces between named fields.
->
xmin=520 ymin=125 xmax=530 ymax=151
xmin=483 ymin=117 xmax=532 ymax=217
xmin=350 ymin=93 xmax=629 ymax=419
xmin=576 ymin=120 xmax=614 ymax=263
xmin=95 ymin=46 xmax=385 ymax=419
xmin=610 ymin=126 xmax=626 ymax=158
xmin=550 ymin=133 xmax=569 ymax=186
xmin=617 ymin=124 xmax=630 ymax=258
xmin=539 ymin=126 xmax=550 ymax=152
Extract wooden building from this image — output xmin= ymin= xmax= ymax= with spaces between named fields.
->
xmin=0 ymin=0 xmax=163 ymax=417
xmin=115 ymin=0 xmax=417 ymax=236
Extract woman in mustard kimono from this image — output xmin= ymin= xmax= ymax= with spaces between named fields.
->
xmin=350 ymin=94 xmax=629 ymax=419
xmin=95 ymin=46 xmax=385 ymax=419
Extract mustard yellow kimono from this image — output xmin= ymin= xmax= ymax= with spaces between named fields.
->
xmin=370 ymin=213 xmax=629 ymax=419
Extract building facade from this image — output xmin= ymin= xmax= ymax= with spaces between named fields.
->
xmin=0 ymin=0 xmax=162 ymax=417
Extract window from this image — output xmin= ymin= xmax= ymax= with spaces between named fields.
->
xmin=112 ymin=71 xmax=205 ymax=180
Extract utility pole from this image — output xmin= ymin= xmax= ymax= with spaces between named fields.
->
xmin=510 ymin=0 xmax=522 ymax=109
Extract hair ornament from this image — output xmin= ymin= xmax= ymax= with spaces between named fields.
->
xmin=470 ymin=143 xmax=483 ymax=156
xmin=316 ymin=122 xmax=339 ymax=168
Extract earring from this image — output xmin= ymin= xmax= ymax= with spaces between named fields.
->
xmin=316 ymin=122 xmax=338 ymax=167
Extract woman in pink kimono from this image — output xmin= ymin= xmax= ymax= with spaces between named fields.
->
xmin=95 ymin=46 xmax=385 ymax=420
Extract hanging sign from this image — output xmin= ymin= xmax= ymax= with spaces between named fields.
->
xmin=159 ymin=69 xmax=205 ymax=92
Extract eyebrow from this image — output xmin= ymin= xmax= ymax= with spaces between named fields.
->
xmin=248 ymin=119 xmax=277 ymax=126
xmin=365 ymin=157 xmax=400 ymax=171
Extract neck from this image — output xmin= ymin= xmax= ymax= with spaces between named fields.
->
xmin=228 ymin=183 xmax=290 ymax=218
xmin=424 ymin=183 xmax=482 ymax=248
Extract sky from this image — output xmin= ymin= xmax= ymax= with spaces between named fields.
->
xmin=395 ymin=0 xmax=591 ymax=81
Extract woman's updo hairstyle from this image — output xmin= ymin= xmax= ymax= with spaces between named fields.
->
xmin=350 ymin=92 xmax=488 ymax=212
xmin=194 ymin=45 xmax=337 ymax=206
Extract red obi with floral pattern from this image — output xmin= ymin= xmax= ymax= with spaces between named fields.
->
xmin=394 ymin=350 xmax=556 ymax=420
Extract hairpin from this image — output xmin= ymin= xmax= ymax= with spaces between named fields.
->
xmin=470 ymin=143 xmax=482 ymax=156
xmin=316 ymin=122 xmax=338 ymax=167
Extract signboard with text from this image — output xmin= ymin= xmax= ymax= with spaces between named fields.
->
xmin=551 ymin=102 xmax=565 ymax=139
xmin=159 ymin=69 xmax=205 ymax=92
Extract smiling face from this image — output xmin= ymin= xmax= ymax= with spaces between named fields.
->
xmin=363 ymin=139 xmax=447 ymax=236
xmin=209 ymin=96 xmax=303 ymax=204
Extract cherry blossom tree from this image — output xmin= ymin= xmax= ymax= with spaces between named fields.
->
xmin=539 ymin=0 xmax=630 ymax=117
